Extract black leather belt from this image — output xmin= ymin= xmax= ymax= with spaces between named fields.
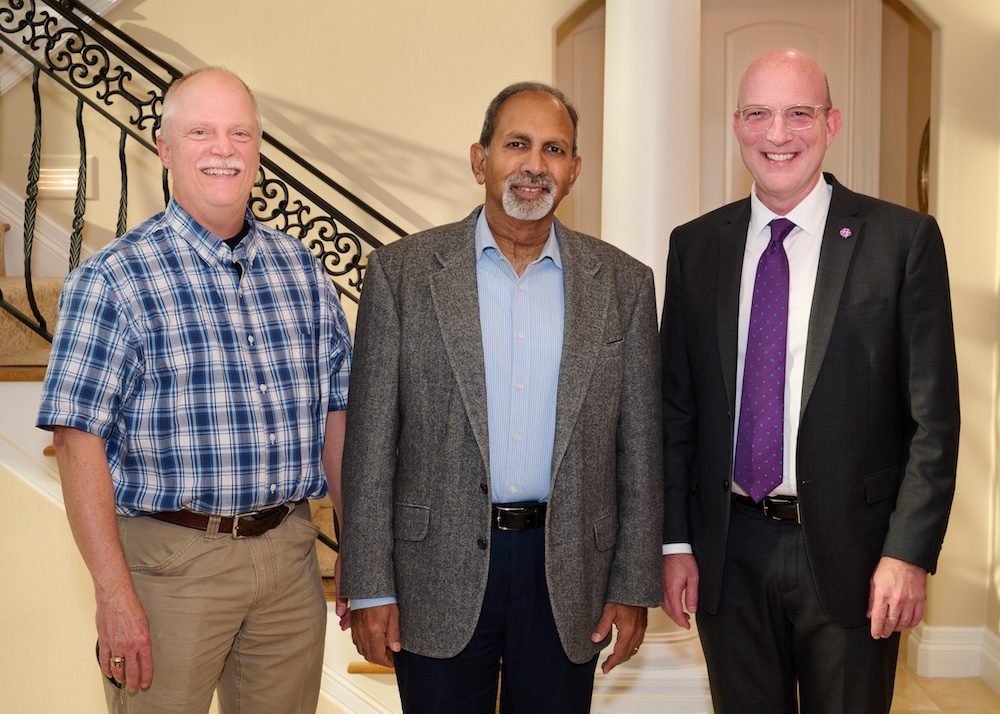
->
xmin=733 ymin=493 xmax=801 ymax=523
xmin=148 ymin=500 xmax=302 ymax=538
xmin=492 ymin=503 xmax=546 ymax=531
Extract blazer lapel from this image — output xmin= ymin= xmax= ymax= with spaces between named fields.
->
xmin=550 ymin=222 xmax=606 ymax=481
xmin=717 ymin=203 xmax=751 ymax=414
xmin=800 ymin=176 xmax=862 ymax=417
xmin=429 ymin=210 xmax=491 ymax=471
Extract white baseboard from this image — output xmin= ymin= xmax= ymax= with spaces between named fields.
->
xmin=907 ymin=623 xmax=986 ymax=678
xmin=981 ymin=627 xmax=1000 ymax=696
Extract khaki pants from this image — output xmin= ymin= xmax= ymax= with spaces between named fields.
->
xmin=104 ymin=501 xmax=327 ymax=714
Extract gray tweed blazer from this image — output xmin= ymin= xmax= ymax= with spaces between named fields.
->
xmin=340 ymin=207 xmax=663 ymax=663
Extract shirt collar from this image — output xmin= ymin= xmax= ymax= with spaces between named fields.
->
xmin=165 ymin=199 xmax=260 ymax=266
xmin=474 ymin=207 xmax=562 ymax=270
xmin=749 ymin=177 xmax=833 ymax=239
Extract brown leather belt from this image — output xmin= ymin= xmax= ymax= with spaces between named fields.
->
xmin=148 ymin=500 xmax=302 ymax=538
xmin=733 ymin=493 xmax=801 ymax=523
xmin=492 ymin=503 xmax=546 ymax=531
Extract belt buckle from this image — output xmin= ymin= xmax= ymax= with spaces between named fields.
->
xmin=761 ymin=496 xmax=800 ymax=524
xmin=230 ymin=509 xmax=261 ymax=539
xmin=494 ymin=507 xmax=514 ymax=531
xmin=495 ymin=506 xmax=529 ymax=531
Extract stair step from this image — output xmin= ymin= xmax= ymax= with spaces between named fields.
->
xmin=0 ymin=276 xmax=62 ymax=372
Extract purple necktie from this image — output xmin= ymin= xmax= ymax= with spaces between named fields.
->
xmin=734 ymin=217 xmax=795 ymax=502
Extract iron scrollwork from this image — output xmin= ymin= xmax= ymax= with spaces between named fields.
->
xmin=0 ymin=0 xmax=397 ymax=315
xmin=252 ymin=168 xmax=367 ymax=301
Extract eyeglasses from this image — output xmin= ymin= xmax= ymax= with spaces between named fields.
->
xmin=736 ymin=104 xmax=830 ymax=132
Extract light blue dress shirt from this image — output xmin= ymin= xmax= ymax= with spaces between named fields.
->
xmin=475 ymin=209 xmax=564 ymax=504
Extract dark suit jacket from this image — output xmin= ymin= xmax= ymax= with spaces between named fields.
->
xmin=661 ymin=174 xmax=960 ymax=627
xmin=340 ymin=207 xmax=664 ymax=663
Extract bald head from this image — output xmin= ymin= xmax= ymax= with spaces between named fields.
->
xmin=738 ymin=48 xmax=831 ymax=109
xmin=160 ymin=67 xmax=262 ymax=147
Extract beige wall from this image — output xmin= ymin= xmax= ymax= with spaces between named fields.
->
xmin=0 ymin=465 xmax=106 ymax=712
xmin=905 ymin=0 xmax=1000 ymax=636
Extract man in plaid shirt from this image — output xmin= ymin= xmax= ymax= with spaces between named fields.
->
xmin=37 ymin=67 xmax=351 ymax=713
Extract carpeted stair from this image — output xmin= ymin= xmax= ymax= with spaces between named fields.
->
xmin=0 ymin=222 xmax=63 ymax=377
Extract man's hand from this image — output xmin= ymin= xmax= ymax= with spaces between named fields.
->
xmin=333 ymin=557 xmax=350 ymax=631
xmin=662 ymin=553 xmax=699 ymax=629
xmin=95 ymin=583 xmax=153 ymax=693
xmin=591 ymin=603 xmax=647 ymax=674
xmin=868 ymin=556 xmax=927 ymax=639
xmin=350 ymin=604 xmax=401 ymax=668
xmin=54 ymin=426 xmax=153 ymax=693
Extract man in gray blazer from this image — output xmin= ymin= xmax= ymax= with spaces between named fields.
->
xmin=661 ymin=49 xmax=960 ymax=712
xmin=340 ymin=82 xmax=663 ymax=713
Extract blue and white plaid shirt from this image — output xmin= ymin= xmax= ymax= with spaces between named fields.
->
xmin=37 ymin=199 xmax=352 ymax=517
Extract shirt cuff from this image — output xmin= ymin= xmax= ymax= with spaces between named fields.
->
xmin=663 ymin=543 xmax=693 ymax=555
xmin=350 ymin=596 xmax=398 ymax=610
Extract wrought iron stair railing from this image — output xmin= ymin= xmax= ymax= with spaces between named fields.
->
xmin=0 ymin=0 xmax=406 ymax=344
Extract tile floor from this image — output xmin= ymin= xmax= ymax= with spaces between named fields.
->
xmin=890 ymin=633 xmax=1000 ymax=713
xmin=892 ymin=662 xmax=1000 ymax=713
xmin=314 ymin=503 xmax=1000 ymax=712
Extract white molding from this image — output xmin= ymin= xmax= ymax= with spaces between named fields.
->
xmin=981 ymin=627 xmax=1000 ymax=696
xmin=0 ymin=383 xmax=63 ymax=505
xmin=0 ymin=0 xmax=125 ymax=96
xmin=0 ymin=181 xmax=80 ymax=278
xmin=848 ymin=0 xmax=883 ymax=196
xmin=907 ymin=623 xmax=985 ymax=678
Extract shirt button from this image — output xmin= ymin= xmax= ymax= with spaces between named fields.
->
xmin=513 ymin=434 xmax=521 ymax=442
xmin=269 ymin=484 xmax=277 ymax=493
xmin=247 ymin=335 xmax=255 ymax=345
xmin=517 ymin=284 xmax=524 ymax=291
xmin=259 ymin=384 xmax=267 ymax=393
xmin=477 ymin=539 xmax=487 ymax=551
xmin=508 ymin=485 xmax=517 ymax=493
xmin=269 ymin=433 xmax=276 ymax=445
xmin=516 ymin=383 xmax=524 ymax=391
xmin=518 ymin=332 xmax=525 ymax=339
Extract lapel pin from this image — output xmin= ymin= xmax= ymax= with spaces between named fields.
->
xmin=839 ymin=227 xmax=852 ymax=239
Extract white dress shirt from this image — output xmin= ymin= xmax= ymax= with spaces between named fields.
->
xmin=663 ymin=178 xmax=832 ymax=554
xmin=735 ymin=179 xmax=832 ymax=497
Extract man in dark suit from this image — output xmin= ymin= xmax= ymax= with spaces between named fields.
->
xmin=660 ymin=48 xmax=960 ymax=713
xmin=340 ymin=82 xmax=663 ymax=713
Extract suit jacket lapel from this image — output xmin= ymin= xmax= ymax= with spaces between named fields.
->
xmin=800 ymin=175 xmax=862 ymax=417
xmin=429 ymin=209 xmax=491 ymax=471
xmin=550 ymin=222 xmax=606 ymax=481
xmin=718 ymin=203 xmax=751 ymax=414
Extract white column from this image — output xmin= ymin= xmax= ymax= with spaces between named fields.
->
xmin=601 ymin=0 xmax=702 ymax=313
xmin=594 ymin=2 xmax=710 ymax=708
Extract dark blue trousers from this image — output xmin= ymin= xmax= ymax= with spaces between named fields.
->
xmin=394 ymin=525 xmax=599 ymax=714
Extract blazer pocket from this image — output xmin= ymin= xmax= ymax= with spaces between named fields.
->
xmin=863 ymin=465 xmax=901 ymax=504
xmin=840 ymin=297 xmax=887 ymax=320
xmin=592 ymin=512 xmax=619 ymax=552
xmin=394 ymin=502 xmax=430 ymax=542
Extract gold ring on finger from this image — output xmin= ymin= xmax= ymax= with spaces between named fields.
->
xmin=110 ymin=656 xmax=125 ymax=669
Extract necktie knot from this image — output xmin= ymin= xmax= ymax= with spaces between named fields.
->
xmin=769 ymin=217 xmax=796 ymax=244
